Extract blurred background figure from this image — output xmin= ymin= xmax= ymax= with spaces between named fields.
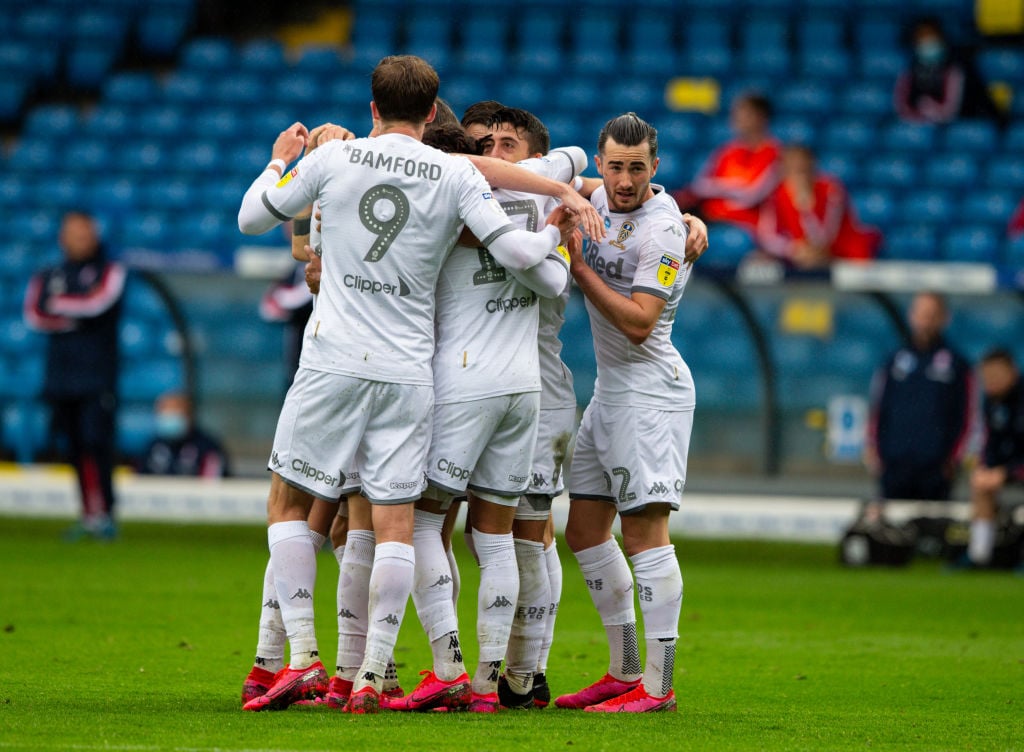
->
xmin=963 ymin=348 xmax=1024 ymax=568
xmin=865 ymin=292 xmax=974 ymax=502
xmin=260 ymin=261 xmax=313 ymax=392
xmin=23 ymin=211 xmax=126 ymax=540
xmin=672 ymin=92 xmax=780 ymax=232
xmin=755 ymin=145 xmax=881 ymax=269
xmin=140 ymin=392 xmax=229 ymax=478
xmin=894 ymin=16 xmax=1005 ymax=125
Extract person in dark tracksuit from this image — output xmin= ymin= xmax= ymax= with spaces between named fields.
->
xmin=964 ymin=348 xmax=1024 ymax=567
xmin=24 ymin=211 xmax=126 ymax=540
xmin=866 ymin=292 xmax=974 ymax=501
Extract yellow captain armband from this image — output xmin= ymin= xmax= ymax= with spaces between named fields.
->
xmin=556 ymin=244 xmax=570 ymax=264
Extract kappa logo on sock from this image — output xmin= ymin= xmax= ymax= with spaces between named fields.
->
xmin=430 ymin=574 xmax=452 ymax=587
xmin=378 ymin=613 xmax=400 ymax=626
xmin=485 ymin=595 xmax=514 ymax=609
xmin=338 ymin=608 xmax=358 ymax=619
xmin=290 ymin=588 xmax=312 ymax=600
xmin=263 ymin=598 xmax=280 ymax=609
xmin=487 ymin=660 xmax=501 ymax=682
xmin=256 ymin=657 xmax=267 ymax=666
xmin=363 ymin=671 xmax=376 ymax=682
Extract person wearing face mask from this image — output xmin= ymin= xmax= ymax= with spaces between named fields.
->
xmin=140 ymin=392 xmax=229 ymax=478
xmin=894 ymin=17 xmax=1004 ymax=125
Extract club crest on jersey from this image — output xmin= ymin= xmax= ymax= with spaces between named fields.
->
xmin=610 ymin=220 xmax=636 ymax=251
xmin=276 ymin=168 xmax=298 ymax=188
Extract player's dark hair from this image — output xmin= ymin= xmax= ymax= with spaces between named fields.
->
xmin=981 ymin=347 xmax=1016 ymax=367
xmin=423 ymin=123 xmax=476 ymax=155
xmin=460 ymin=100 xmax=504 ymax=128
xmin=487 ymin=107 xmax=550 ymax=156
xmin=736 ymin=92 xmax=774 ymax=121
xmin=433 ymin=97 xmax=459 ymax=129
xmin=371 ymin=55 xmax=439 ymax=124
xmin=598 ymin=112 xmax=658 ymax=161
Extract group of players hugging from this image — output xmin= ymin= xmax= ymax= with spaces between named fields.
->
xmin=235 ymin=54 xmax=708 ymax=715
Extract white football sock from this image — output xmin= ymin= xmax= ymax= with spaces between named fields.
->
xmin=254 ymin=558 xmax=285 ymax=673
xmin=472 ymin=528 xmax=519 ymax=695
xmin=309 ymin=529 xmax=327 ymax=552
xmin=574 ymin=538 xmax=641 ymax=682
xmin=384 ymin=656 xmax=400 ymax=692
xmin=505 ymin=539 xmax=549 ymax=694
xmin=355 ymin=541 xmax=415 ymax=693
xmin=631 ymin=545 xmax=683 ymax=698
xmin=968 ymin=519 xmax=996 ymax=565
xmin=464 ymin=527 xmax=478 ymax=564
xmin=411 ymin=510 xmax=465 ymax=681
xmin=268 ymin=520 xmax=319 ymax=669
xmin=537 ymin=540 xmax=562 ymax=673
xmin=336 ymin=529 xmax=374 ymax=680
xmin=447 ymin=544 xmax=461 ymax=609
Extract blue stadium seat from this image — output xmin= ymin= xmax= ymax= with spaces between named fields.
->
xmin=923 ymin=156 xmax=978 ymax=190
xmin=739 ymin=15 xmax=788 ymax=54
xmin=141 ymin=178 xmax=191 ymax=211
xmin=117 ymin=403 xmax=156 ymax=458
xmin=681 ymin=17 xmax=730 ymax=57
xmin=351 ymin=8 xmax=397 ymax=51
xmin=818 ymin=153 xmax=861 ymax=186
xmin=684 ymin=47 xmax=732 ymax=76
xmin=117 ymin=140 xmax=169 ymax=173
xmin=706 ymin=225 xmax=755 ymax=267
xmin=0 ymin=175 xmax=28 ymax=207
xmin=963 ymin=191 xmax=1017 ymax=225
xmin=820 ymin=121 xmax=875 ymax=153
xmin=556 ymin=79 xmax=604 ymax=115
xmin=31 ymin=176 xmax=89 ymax=209
xmin=136 ymin=6 xmax=192 ymax=57
xmin=778 ymin=82 xmax=836 ymax=116
xmin=658 ymin=116 xmax=702 ymax=151
xmin=162 ymin=71 xmax=208 ymax=104
xmin=1004 ymin=123 xmax=1024 ymax=152
xmin=941 ymin=122 xmax=998 ymax=153
xmin=238 ymin=39 xmax=285 ymax=73
xmin=460 ymin=13 xmax=508 ymax=50
xmin=0 ymin=80 xmax=28 ymax=122
xmin=24 ymin=105 xmax=79 ymax=139
xmin=120 ymin=320 xmax=160 ymax=359
xmin=738 ymin=47 xmax=791 ymax=77
xmin=192 ymin=107 xmax=242 ymax=139
xmin=213 ymin=74 xmax=264 ymax=105
xmin=1 ymin=400 xmax=50 ymax=462
xmin=880 ymin=224 xmax=938 ymax=261
xmin=137 ymin=106 xmax=186 ymax=140
xmin=456 ymin=47 xmax=505 ymax=75
xmin=11 ymin=139 xmax=62 ymax=171
xmin=120 ymin=359 xmax=184 ymax=402
xmin=103 ymin=72 xmax=159 ymax=105
xmin=408 ymin=9 xmax=454 ymax=49
xmin=605 ymin=78 xmax=660 ymax=115
xmin=977 ymin=48 xmax=1024 ymax=84
xmin=985 ymin=158 xmax=1024 ymax=190
xmin=881 ymin=122 xmax=936 ymax=152
xmin=178 ymin=211 xmax=231 ymax=252
xmin=859 ymin=49 xmax=904 ymax=79
xmin=1005 ymin=234 xmax=1024 ymax=268
xmin=70 ymin=9 xmax=128 ymax=44
xmin=26 ymin=211 xmax=60 ymax=244
xmin=275 ymin=72 xmax=320 ymax=107
xmin=942 ymin=226 xmax=1000 ymax=264
xmin=838 ymin=81 xmax=892 ymax=116
xmin=773 ymin=117 xmax=815 ymax=145
xmin=130 ymin=210 xmax=174 ymax=248
xmin=798 ymin=16 xmax=846 ymax=53
xmin=294 ymin=46 xmax=346 ymax=75
xmin=66 ymin=43 xmax=121 ymax=89
xmin=865 ymin=155 xmax=918 ymax=189
xmin=181 ymin=38 xmax=234 ymax=71
xmin=499 ymin=77 xmax=547 ymax=113
xmin=16 ymin=8 xmax=64 ymax=43
xmin=853 ymin=17 xmax=901 ymax=52
xmin=851 ymin=189 xmax=897 ymax=226
xmin=91 ymin=176 xmax=139 ymax=213
xmin=901 ymin=190 xmax=953 ymax=224
xmin=798 ymin=49 xmax=852 ymax=79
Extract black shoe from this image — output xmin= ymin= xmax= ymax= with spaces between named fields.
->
xmin=531 ymin=672 xmax=550 ymax=709
xmin=497 ymin=674 xmax=534 ymax=710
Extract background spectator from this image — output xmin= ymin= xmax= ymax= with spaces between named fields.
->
xmin=260 ymin=261 xmax=313 ymax=391
xmin=756 ymin=145 xmax=881 ymax=269
xmin=140 ymin=392 xmax=230 ymax=478
xmin=23 ymin=211 xmax=125 ymax=540
xmin=894 ymin=16 xmax=1005 ymax=125
xmin=672 ymin=92 xmax=781 ymax=231
xmin=963 ymin=348 xmax=1024 ymax=568
xmin=865 ymin=292 xmax=974 ymax=502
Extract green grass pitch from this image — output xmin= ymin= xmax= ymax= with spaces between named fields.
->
xmin=0 ymin=516 xmax=1021 ymax=751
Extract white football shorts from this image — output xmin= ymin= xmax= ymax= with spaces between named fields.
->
xmin=269 ymin=368 xmax=431 ymax=504
xmin=425 ymin=392 xmax=540 ymax=507
xmin=568 ymin=401 xmax=693 ymax=514
xmin=526 ymin=405 xmax=577 ymax=498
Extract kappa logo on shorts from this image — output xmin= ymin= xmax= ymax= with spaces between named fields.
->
xmin=532 ymin=472 xmax=548 ymax=488
xmin=388 ymin=480 xmax=420 ymax=490
xmin=270 ymin=452 xmax=284 ymax=469
xmin=648 ymin=481 xmax=670 ymax=495
xmin=507 ymin=473 xmax=527 ymax=484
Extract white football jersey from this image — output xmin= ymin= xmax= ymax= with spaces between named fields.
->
xmin=260 ymin=134 xmax=515 ymax=386
xmin=537 ymin=285 xmax=576 ymax=409
xmin=584 ymin=185 xmax=695 ymax=409
xmin=432 ymin=151 xmax=579 ymax=404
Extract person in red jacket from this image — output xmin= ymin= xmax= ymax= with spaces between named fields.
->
xmin=672 ymin=93 xmax=781 ymax=231
xmin=756 ymin=145 xmax=881 ymax=268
